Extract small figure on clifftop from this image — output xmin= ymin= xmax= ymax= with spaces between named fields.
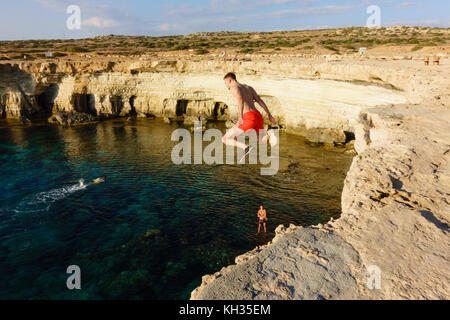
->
xmin=258 ymin=205 xmax=268 ymax=233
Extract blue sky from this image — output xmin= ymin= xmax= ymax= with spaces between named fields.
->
xmin=1 ymin=0 xmax=449 ymax=40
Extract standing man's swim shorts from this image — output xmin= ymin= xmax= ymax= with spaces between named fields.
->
xmin=239 ymin=110 xmax=264 ymax=133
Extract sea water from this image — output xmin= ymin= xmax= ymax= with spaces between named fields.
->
xmin=0 ymin=119 xmax=353 ymax=299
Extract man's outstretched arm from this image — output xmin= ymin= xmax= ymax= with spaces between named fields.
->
xmin=251 ymin=87 xmax=276 ymax=125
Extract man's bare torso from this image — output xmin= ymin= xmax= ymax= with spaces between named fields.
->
xmin=258 ymin=209 xmax=267 ymax=220
xmin=233 ymin=84 xmax=258 ymax=113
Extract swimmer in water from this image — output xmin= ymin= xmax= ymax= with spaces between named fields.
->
xmin=79 ymin=177 xmax=105 ymax=186
xmin=93 ymin=177 xmax=106 ymax=184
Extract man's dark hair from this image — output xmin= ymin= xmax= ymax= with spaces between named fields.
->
xmin=224 ymin=72 xmax=237 ymax=81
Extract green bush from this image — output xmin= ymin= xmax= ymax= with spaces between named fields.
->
xmin=142 ymin=42 xmax=156 ymax=48
xmin=324 ymin=45 xmax=339 ymax=52
xmin=53 ymin=52 xmax=67 ymax=57
xmin=432 ymin=37 xmax=444 ymax=43
xmin=407 ymin=38 xmax=420 ymax=44
xmin=238 ymin=48 xmax=255 ymax=54
xmin=171 ymin=43 xmax=190 ymax=50
xmin=195 ymin=48 xmax=209 ymax=55
xmin=69 ymin=46 xmax=89 ymax=52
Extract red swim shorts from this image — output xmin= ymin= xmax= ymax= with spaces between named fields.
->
xmin=238 ymin=110 xmax=264 ymax=133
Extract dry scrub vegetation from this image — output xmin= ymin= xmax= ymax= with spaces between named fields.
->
xmin=1 ymin=26 xmax=449 ymax=60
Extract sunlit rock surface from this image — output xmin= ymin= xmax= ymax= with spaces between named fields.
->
xmin=1 ymin=56 xmax=448 ymax=299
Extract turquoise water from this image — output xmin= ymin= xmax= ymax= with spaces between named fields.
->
xmin=0 ymin=119 xmax=353 ymax=299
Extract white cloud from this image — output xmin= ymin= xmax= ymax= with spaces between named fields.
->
xmin=152 ymin=3 xmax=356 ymax=35
xmin=33 ymin=0 xmax=68 ymax=10
xmin=155 ymin=23 xmax=174 ymax=32
xmin=82 ymin=16 xmax=119 ymax=28
xmin=166 ymin=0 xmax=319 ymax=17
xmin=262 ymin=5 xmax=356 ymax=19
xmin=396 ymin=2 xmax=418 ymax=8
xmin=385 ymin=18 xmax=450 ymax=27
xmin=210 ymin=0 xmax=295 ymax=12
xmin=33 ymin=0 xmax=129 ymax=27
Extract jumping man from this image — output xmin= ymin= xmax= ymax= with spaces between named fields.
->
xmin=222 ymin=73 xmax=277 ymax=161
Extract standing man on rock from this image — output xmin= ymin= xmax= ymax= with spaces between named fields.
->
xmin=222 ymin=72 xmax=277 ymax=162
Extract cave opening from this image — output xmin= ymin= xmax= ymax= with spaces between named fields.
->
xmin=110 ymin=95 xmax=124 ymax=115
xmin=37 ymin=84 xmax=58 ymax=116
xmin=0 ymin=95 xmax=6 ymax=118
xmin=344 ymin=131 xmax=356 ymax=143
xmin=72 ymin=93 xmax=96 ymax=115
xmin=213 ymin=102 xmax=229 ymax=120
xmin=176 ymin=100 xmax=188 ymax=116
xmin=129 ymin=96 xmax=137 ymax=116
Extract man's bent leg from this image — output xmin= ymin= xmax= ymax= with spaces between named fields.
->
xmin=222 ymin=125 xmax=247 ymax=150
xmin=259 ymin=129 xmax=269 ymax=144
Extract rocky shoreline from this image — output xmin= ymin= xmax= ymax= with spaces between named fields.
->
xmin=192 ymin=104 xmax=450 ymax=299
xmin=189 ymin=56 xmax=449 ymax=299
xmin=1 ymin=55 xmax=448 ymax=299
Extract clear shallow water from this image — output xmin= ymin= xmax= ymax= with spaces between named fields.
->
xmin=0 ymin=119 xmax=353 ymax=299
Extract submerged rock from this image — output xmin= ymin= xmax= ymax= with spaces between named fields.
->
xmin=225 ymin=120 xmax=235 ymax=128
xmin=184 ymin=115 xmax=208 ymax=126
xmin=48 ymin=112 xmax=96 ymax=125
xmin=19 ymin=116 xmax=31 ymax=124
xmin=305 ymin=128 xmax=347 ymax=145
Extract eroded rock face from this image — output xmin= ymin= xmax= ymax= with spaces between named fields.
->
xmin=1 ymin=57 xmax=448 ymax=300
xmin=191 ymin=226 xmax=362 ymax=300
xmin=337 ymin=105 xmax=450 ymax=299
xmin=0 ymin=59 xmax=409 ymax=137
xmin=305 ymin=128 xmax=347 ymax=145
xmin=191 ymin=104 xmax=450 ymax=300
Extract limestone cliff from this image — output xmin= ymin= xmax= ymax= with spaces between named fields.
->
xmin=0 ymin=57 xmax=411 ymax=137
xmin=191 ymin=104 xmax=450 ymax=300
xmin=189 ymin=56 xmax=449 ymax=299
xmin=1 ymin=55 xmax=448 ymax=299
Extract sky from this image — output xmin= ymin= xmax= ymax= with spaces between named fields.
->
xmin=0 ymin=0 xmax=449 ymax=40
